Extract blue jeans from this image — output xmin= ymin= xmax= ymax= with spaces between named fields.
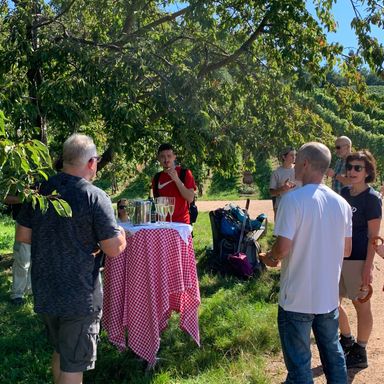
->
xmin=278 ymin=306 xmax=347 ymax=384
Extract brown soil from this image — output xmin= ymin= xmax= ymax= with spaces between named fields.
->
xmin=196 ymin=199 xmax=384 ymax=384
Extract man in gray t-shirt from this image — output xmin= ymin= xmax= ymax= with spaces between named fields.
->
xmin=16 ymin=134 xmax=126 ymax=384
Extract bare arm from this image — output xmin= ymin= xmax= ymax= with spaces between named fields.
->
xmin=4 ymin=195 xmax=21 ymax=204
xmin=344 ymin=237 xmax=352 ymax=258
xmin=167 ymin=168 xmax=195 ymax=203
xmin=334 ymin=174 xmax=350 ymax=187
xmin=15 ymin=224 xmax=32 ymax=244
xmin=99 ymin=226 xmax=127 ymax=258
xmin=269 ymin=183 xmax=295 ymax=198
xmin=362 ymin=218 xmax=381 ymax=286
xmin=259 ymin=235 xmax=292 ymax=267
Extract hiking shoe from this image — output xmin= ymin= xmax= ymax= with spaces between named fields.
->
xmin=339 ymin=334 xmax=355 ymax=354
xmin=11 ymin=297 xmax=24 ymax=306
xmin=346 ymin=343 xmax=368 ymax=369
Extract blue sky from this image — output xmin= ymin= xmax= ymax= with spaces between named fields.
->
xmin=6 ymin=0 xmax=382 ymax=53
xmin=168 ymin=1 xmax=383 ymax=54
xmin=306 ymin=1 xmax=383 ymax=54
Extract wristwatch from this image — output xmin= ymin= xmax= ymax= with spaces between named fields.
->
xmin=268 ymin=252 xmax=279 ymax=263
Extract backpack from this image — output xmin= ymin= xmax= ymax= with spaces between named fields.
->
xmin=227 ymin=252 xmax=254 ymax=279
xmin=153 ymin=168 xmax=198 ymax=224
xmin=208 ymin=208 xmax=266 ymax=277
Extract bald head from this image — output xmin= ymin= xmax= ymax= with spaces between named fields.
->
xmin=335 ymin=136 xmax=352 ymax=159
xmin=297 ymin=142 xmax=331 ymax=175
xmin=336 ymin=136 xmax=352 ymax=148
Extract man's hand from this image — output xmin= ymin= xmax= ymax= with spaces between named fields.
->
xmin=165 ymin=167 xmax=180 ymax=182
xmin=372 ymin=236 xmax=384 ymax=258
xmin=326 ymin=168 xmax=335 ymax=178
xmin=279 ymin=179 xmax=295 ymax=194
xmin=259 ymin=251 xmax=280 ymax=267
xmin=362 ymin=262 xmax=374 ymax=287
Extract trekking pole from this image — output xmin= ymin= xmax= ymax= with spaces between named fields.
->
xmin=236 ymin=198 xmax=250 ymax=253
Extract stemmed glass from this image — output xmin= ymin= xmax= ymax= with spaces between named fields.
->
xmin=167 ymin=197 xmax=175 ymax=223
xmin=126 ymin=201 xmax=135 ymax=225
xmin=155 ymin=197 xmax=167 ymax=224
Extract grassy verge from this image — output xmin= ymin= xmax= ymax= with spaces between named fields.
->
xmin=0 ymin=212 xmax=280 ymax=384
xmin=0 ymin=214 xmax=15 ymax=254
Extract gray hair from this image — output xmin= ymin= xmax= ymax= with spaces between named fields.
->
xmin=297 ymin=142 xmax=331 ymax=174
xmin=63 ymin=134 xmax=97 ymax=166
xmin=336 ymin=135 xmax=352 ymax=148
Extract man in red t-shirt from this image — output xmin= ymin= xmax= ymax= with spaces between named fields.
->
xmin=152 ymin=143 xmax=196 ymax=224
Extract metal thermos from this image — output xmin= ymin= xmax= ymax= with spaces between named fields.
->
xmin=132 ymin=200 xmax=152 ymax=225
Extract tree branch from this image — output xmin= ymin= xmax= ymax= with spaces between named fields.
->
xmin=121 ymin=5 xmax=192 ymax=41
xmin=197 ymin=11 xmax=270 ymax=78
xmin=32 ymin=0 xmax=76 ymax=30
xmin=122 ymin=0 xmax=141 ymax=35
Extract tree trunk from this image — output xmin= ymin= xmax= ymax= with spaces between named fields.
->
xmin=25 ymin=0 xmax=47 ymax=143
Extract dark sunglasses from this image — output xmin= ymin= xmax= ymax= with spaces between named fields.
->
xmin=118 ymin=205 xmax=127 ymax=210
xmin=346 ymin=164 xmax=365 ymax=172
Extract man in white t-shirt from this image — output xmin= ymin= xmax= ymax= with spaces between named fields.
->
xmin=260 ymin=142 xmax=352 ymax=383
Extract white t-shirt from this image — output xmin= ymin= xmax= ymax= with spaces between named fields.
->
xmin=275 ymin=183 xmax=352 ymax=314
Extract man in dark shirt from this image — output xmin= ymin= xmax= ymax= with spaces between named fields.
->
xmin=16 ymin=134 xmax=126 ymax=384
xmin=326 ymin=136 xmax=352 ymax=194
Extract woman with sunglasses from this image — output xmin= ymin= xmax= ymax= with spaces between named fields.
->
xmin=339 ymin=150 xmax=382 ymax=369
xmin=117 ymin=199 xmax=129 ymax=222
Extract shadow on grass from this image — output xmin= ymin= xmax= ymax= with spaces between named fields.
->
xmin=0 ymin=244 xmax=279 ymax=383
xmin=196 ymin=248 xmax=280 ymax=302
xmin=0 ymin=255 xmax=52 ymax=384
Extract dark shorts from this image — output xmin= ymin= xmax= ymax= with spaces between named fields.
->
xmin=40 ymin=311 xmax=102 ymax=373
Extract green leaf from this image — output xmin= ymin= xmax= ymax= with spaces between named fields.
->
xmin=37 ymin=196 xmax=48 ymax=214
xmin=31 ymin=195 xmax=37 ymax=210
xmin=38 ymin=170 xmax=49 ymax=180
xmin=50 ymin=199 xmax=72 ymax=218
xmin=0 ymin=110 xmax=5 ymax=137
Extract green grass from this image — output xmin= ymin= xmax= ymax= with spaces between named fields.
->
xmin=0 ymin=212 xmax=281 ymax=384
xmin=0 ymin=214 xmax=15 ymax=254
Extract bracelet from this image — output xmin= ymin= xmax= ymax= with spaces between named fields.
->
xmin=268 ymin=252 xmax=279 ymax=263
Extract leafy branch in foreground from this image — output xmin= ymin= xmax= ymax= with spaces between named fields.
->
xmin=0 ymin=110 xmax=71 ymax=217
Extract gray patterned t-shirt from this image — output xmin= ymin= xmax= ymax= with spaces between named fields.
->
xmin=17 ymin=172 xmax=120 ymax=316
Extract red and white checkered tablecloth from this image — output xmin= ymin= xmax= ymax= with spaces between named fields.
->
xmin=102 ymin=226 xmax=201 ymax=365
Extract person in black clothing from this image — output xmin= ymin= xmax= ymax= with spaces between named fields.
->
xmin=16 ymin=134 xmax=126 ymax=384
xmin=339 ymin=150 xmax=382 ymax=369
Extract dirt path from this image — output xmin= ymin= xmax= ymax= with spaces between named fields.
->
xmin=196 ymin=199 xmax=384 ymax=384
xmin=196 ymin=199 xmax=275 ymax=223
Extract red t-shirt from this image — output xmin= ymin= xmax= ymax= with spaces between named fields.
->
xmin=152 ymin=166 xmax=196 ymax=224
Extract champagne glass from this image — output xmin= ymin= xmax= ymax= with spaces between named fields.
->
xmin=162 ymin=203 xmax=170 ymax=223
xmin=155 ymin=197 xmax=166 ymax=224
xmin=127 ymin=201 xmax=135 ymax=224
xmin=155 ymin=201 xmax=162 ymax=223
xmin=167 ymin=197 xmax=175 ymax=222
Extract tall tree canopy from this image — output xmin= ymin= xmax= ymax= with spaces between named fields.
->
xmin=1 ymin=0 xmax=384 ymax=197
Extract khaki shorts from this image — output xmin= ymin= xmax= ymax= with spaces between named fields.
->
xmin=339 ymin=260 xmax=365 ymax=300
xmin=41 ymin=311 xmax=102 ymax=372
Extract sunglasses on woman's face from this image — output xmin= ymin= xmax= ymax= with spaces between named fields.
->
xmin=346 ymin=164 xmax=365 ymax=172
xmin=118 ymin=205 xmax=127 ymax=210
